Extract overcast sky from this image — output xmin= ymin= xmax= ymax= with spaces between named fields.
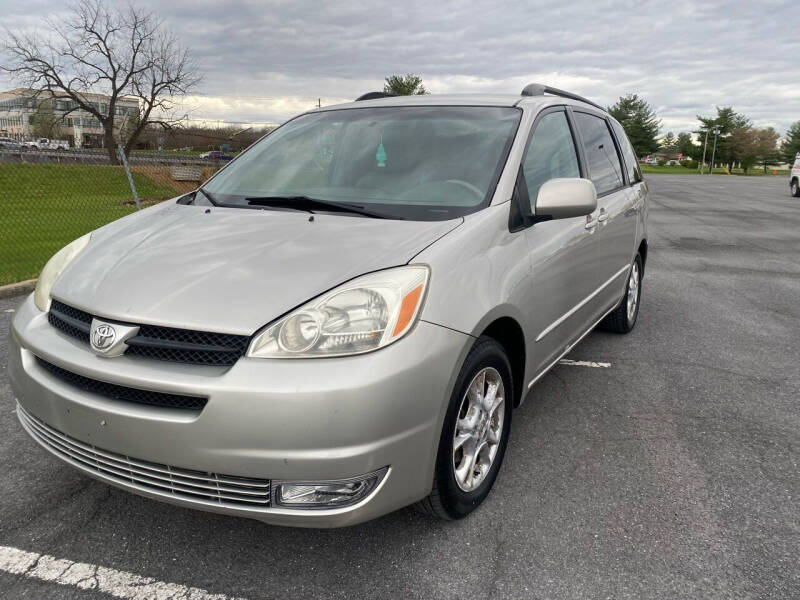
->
xmin=2 ymin=0 xmax=798 ymax=137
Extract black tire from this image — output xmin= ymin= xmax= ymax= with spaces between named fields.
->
xmin=415 ymin=337 xmax=513 ymax=520
xmin=791 ymin=179 xmax=800 ymax=198
xmin=600 ymin=253 xmax=643 ymax=334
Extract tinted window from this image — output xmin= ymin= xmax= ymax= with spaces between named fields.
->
xmin=574 ymin=112 xmax=624 ymax=195
xmin=522 ymin=111 xmax=580 ymax=209
xmin=611 ymin=120 xmax=642 ymax=183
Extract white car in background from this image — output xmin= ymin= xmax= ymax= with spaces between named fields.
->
xmin=791 ymin=154 xmax=800 ymax=197
xmin=26 ymin=138 xmax=69 ymax=151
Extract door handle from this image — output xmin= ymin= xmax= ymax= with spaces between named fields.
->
xmin=585 ymin=215 xmax=598 ymax=230
xmin=598 ymin=208 xmax=609 ymax=223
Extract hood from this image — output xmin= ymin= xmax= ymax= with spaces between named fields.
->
xmin=52 ymin=202 xmax=461 ymax=334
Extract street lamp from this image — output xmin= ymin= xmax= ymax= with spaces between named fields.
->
xmin=708 ymin=127 xmax=720 ymax=175
xmin=701 ymin=129 xmax=710 ymax=174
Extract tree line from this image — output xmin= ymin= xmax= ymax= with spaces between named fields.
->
xmin=609 ymin=93 xmax=799 ymax=172
xmin=384 ymin=78 xmax=800 ymax=172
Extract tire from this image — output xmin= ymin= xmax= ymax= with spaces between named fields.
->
xmin=599 ymin=253 xmax=643 ymax=334
xmin=791 ymin=179 xmax=800 ymax=197
xmin=415 ymin=337 xmax=513 ymax=520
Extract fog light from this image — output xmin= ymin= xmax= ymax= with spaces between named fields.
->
xmin=274 ymin=468 xmax=387 ymax=509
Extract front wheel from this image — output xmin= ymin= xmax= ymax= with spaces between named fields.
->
xmin=791 ymin=179 xmax=800 ymax=197
xmin=416 ymin=337 xmax=513 ymax=520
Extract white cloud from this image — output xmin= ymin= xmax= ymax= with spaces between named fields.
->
xmin=1 ymin=0 xmax=798 ymax=133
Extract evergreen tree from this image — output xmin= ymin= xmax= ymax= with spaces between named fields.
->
xmin=695 ymin=107 xmax=750 ymax=170
xmin=608 ymin=94 xmax=661 ymax=157
xmin=661 ymin=131 xmax=677 ymax=149
xmin=677 ymin=132 xmax=696 ymax=158
xmin=780 ymin=120 xmax=800 ymax=163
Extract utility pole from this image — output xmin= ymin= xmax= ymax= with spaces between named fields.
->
xmin=317 ymin=98 xmax=321 ymax=108
xmin=700 ymin=129 xmax=710 ymax=174
xmin=709 ymin=128 xmax=719 ymax=175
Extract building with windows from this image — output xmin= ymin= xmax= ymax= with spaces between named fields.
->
xmin=0 ymin=88 xmax=139 ymax=148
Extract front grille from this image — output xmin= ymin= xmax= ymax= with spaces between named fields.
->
xmin=48 ymin=300 xmax=250 ymax=366
xmin=17 ymin=405 xmax=271 ymax=510
xmin=49 ymin=300 xmax=91 ymax=343
xmin=37 ymin=357 xmax=207 ymax=411
xmin=126 ymin=325 xmax=250 ymax=366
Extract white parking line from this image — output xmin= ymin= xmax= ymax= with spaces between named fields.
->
xmin=557 ymin=359 xmax=611 ymax=368
xmin=0 ymin=545 xmax=242 ymax=599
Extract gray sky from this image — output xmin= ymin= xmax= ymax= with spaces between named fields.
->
xmin=2 ymin=0 xmax=798 ymax=137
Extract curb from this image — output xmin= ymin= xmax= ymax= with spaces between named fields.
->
xmin=0 ymin=279 xmax=36 ymax=300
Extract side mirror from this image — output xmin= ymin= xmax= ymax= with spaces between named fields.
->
xmin=535 ymin=178 xmax=597 ymax=220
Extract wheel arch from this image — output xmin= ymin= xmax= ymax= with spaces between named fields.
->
xmin=478 ymin=316 xmax=526 ymax=408
xmin=637 ymin=238 xmax=648 ymax=272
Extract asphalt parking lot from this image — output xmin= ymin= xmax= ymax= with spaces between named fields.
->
xmin=1 ymin=174 xmax=798 ymax=599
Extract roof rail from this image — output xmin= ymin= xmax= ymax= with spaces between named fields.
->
xmin=520 ymin=83 xmax=605 ymax=111
xmin=355 ymin=91 xmax=397 ymax=102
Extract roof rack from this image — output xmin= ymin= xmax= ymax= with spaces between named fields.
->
xmin=355 ymin=91 xmax=397 ymax=101
xmin=520 ymin=83 xmax=605 ymax=111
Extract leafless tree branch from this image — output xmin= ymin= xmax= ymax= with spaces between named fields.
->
xmin=1 ymin=0 xmax=201 ymax=163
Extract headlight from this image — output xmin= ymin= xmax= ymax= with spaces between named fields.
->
xmin=247 ymin=265 xmax=430 ymax=358
xmin=33 ymin=233 xmax=92 ymax=312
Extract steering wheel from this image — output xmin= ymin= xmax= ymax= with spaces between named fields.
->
xmin=444 ymin=179 xmax=483 ymax=198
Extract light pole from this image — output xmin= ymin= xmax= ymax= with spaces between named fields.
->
xmin=709 ymin=127 xmax=720 ymax=175
xmin=700 ymin=129 xmax=710 ymax=174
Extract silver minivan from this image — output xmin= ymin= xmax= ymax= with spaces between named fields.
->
xmin=9 ymin=84 xmax=648 ymax=527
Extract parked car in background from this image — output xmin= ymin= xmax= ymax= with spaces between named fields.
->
xmin=791 ymin=153 xmax=800 ymax=197
xmin=0 ymin=137 xmax=28 ymax=150
xmin=26 ymin=138 xmax=69 ymax=150
xmin=10 ymin=83 xmax=649 ymax=527
xmin=200 ymin=150 xmax=233 ymax=160
xmin=0 ymin=136 xmax=28 ymax=150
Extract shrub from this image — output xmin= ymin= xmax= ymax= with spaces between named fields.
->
xmin=657 ymin=159 xmax=666 ymax=166
xmin=681 ymin=159 xmax=699 ymax=169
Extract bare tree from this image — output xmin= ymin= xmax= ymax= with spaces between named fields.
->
xmin=1 ymin=1 xmax=200 ymax=163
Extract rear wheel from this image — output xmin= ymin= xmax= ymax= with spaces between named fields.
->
xmin=791 ymin=179 xmax=800 ymax=197
xmin=415 ymin=337 xmax=513 ymax=520
xmin=599 ymin=253 xmax=642 ymax=334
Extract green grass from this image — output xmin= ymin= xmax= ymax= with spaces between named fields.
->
xmin=0 ymin=163 xmax=177 ymax=285
xmin=641 ymin=164 xmax=789 ymax=176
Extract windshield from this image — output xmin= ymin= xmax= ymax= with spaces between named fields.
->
xmin=201 ymin=106 xmax=521 ymax=220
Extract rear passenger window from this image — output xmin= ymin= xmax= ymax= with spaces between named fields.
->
xmin=573 ymin=112 xmax=624 ymax=195
xmin=522 ymin=111 xmax=580 ymax=209
xmin=611 ymin=120 xmax=642 ymax=183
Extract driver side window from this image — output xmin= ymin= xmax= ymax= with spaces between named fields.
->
xmin=522 ymin=111 xmax=581 ymax=210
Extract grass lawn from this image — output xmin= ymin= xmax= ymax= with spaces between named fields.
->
xmin=641 ymin=164 xmax=789 ymax=176
xmin=1 ymin=163 xmax=178 ymax=286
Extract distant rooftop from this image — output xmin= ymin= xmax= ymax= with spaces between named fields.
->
xmin=0 ymin=87 xmax=138 ymax=103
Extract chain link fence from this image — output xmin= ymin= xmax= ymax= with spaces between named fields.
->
xmin=0 ymin=148 xmax=226 ymax=286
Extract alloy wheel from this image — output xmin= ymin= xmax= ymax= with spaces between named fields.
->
xmin=452 ymin=367 xmax=505 ymax=492
xmin=627 ymin=261 xmax=640 ymax=323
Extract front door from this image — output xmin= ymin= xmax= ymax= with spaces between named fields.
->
xmin=520 ymin=108 xmax=605 ymax=382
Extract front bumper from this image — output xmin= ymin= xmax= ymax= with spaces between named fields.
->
xmin=8 ymin=294 xmax=472 ymax=527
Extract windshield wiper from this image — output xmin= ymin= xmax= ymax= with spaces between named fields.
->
xmin=196 ymin=187 xmax=219 ymax=206
xmin=244 ymin=195 xmax=390 ymax=219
